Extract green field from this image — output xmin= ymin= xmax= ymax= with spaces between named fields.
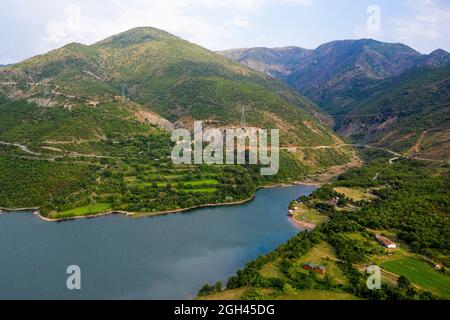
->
xmin=333 ymin=187 xmax=376 ymax=202
xmin=52 ymin=203 xmax=113 ymax=219
xmin=183 ymin=179 xmax=219 ymax=186
xmin=291 ymin=203 xmax=329 ymax=225
xmin=199 ymin=288 xmax=248 ymax=300
xmin=181 ymin=188 xmax=217 ymax=193
xmin=259 ymin=259 xmax=287 ymax=279
xmin=275 ymin=290 xmax=361 ymax=300
xmin=383 ymin=257 xmax=450 ymax=298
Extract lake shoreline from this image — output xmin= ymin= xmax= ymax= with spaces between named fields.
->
xmin=0 ymin=183 xmax=309 ymax=299
xmin=288 ymin=216 xmax=317 ymax=230
xmin=1 ymin=182 xmax=318 ymax=223
xmin=0 ymin=147 xmax=361 ymax=223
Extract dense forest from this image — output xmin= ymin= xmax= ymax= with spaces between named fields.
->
xmin=0 ymin=131 xmax=346 ymax=218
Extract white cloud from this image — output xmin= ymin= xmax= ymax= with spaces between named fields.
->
xmin=7 ymin=0 xmax=447 ymax=64
xmin=390 ymin=0 xmax=450 ymax=51
xmin=42 ymin=1 xmax=208 ymax=49
xmin=224 ymin=17 xmax=250 ymax=28
xmin=201 ymin=0 xmax=314 ymax=12
xmin=353 ymin=0 xmax=450 ymax=53
xmin=41 ymin=0 xmax=314 ymax=52
xmin=354 ymin=25 xmax=383 ymax=40
xmin=45 ymin=5 xmax=82 ymax=44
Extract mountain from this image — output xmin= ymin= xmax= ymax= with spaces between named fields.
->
xmin=218 ymin=46 xmax=311 ymax=80
xmin=222 ymin=39 xmax=450 ymax=160
xmin=417 ymin=49 xmax=450 ymax=67
xmin=223 ymin=40 xmax=450 ymax=116
xmin=0 ymin=27 xmax=356 ymax=216
xmin=286 ymin=39 xmax=423 ymax=114
xmin=336 ymin=65 xmax=450 ymax=160
xmin=0 ymin=27 xmax=342 ymax=148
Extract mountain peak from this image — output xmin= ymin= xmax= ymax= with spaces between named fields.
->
xmin=419 ymin=48 xmax=450 ymax=67
xmin=217 ymin=46 xmax=311 ymax=79
xmin=430 ymin=48 xmax=449 ymax=55
xmin=93 ymin=27 xmax=177 ymax=48
xmin=316 ymin=38 xmax=419 ymax=54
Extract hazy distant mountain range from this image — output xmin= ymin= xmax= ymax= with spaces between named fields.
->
xmin=1 ymin=30 xmax=448 ymax=160
xmin=219 ymin=40 xmax=450 ymax=113
xmin=218 ymin=46 xmax=312 ymax=80
xmin=219 ymin=39 xmax=450 ymax=160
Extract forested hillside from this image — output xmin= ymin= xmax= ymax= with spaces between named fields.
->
xmin=221 ymin=40 xmax=450 ymax=160
xmin=200 ymin=157 xmax=450 ymax=300
xmin=336 ymin=66 xmax=450 ymax=160
xmin=0 ymin=27 xmax=352 ymax=217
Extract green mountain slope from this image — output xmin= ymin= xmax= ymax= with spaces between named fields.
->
xmin=0 ymin=27 xmax=338 ymax=147
xmin=336 ymin=65 xmax=450 ymax=160
xmin=0 ymin=27 xmax=352 ymax=216
xmin=201 ymin=158 xmax=450 ymax=300
xmin=221 ymin=41 xmax=450 ymax=119
xmin=287 ymin=39 xmax=422 ymax=114
xmin=222 ymin=40 xmax=450 ymax=160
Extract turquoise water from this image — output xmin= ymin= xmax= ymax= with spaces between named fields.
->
xmin=0 ymin=185 xmax=316 ymax=300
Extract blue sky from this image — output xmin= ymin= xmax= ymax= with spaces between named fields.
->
xmin=1 ymin=0 xmax=449 ymax=64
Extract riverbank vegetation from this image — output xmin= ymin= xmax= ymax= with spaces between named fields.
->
xmin=200 ymin=158 xmax=450 ymax=300
xmin=0 ymin=132 xmax=351 ymax=219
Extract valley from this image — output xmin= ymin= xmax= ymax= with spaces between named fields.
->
xmin=0 ymin=25 xmax=448 ymax=302
xmin=0 ymin=27 xmax=353 ymax=219
xmin=221 ymin=40 xmax=450 ymax=161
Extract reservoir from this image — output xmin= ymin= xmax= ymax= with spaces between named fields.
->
xmin=0 ymin=185 xmax=316 ymax=300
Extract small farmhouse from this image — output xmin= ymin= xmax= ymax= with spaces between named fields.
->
xmin=303 ymin=263 xmax=327 ymax=275
xmin=303 ymin=263 xmax=314 ymax=271
xmin=375 ymin=234 xmax=397 ymax=249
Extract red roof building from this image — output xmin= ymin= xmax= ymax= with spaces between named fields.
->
xmin=375 ymin=234 xmax=397 ymax=249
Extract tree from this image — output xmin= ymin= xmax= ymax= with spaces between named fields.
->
xmin=198 ymin=284 xmax=215 ymax=297
xmin=397 ymin=276 xmax=412 ymax=289
xmin=214 ymin=281 xmax=222 ymax=293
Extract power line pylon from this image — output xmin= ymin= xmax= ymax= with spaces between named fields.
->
xmin=121 ymin=82 xmax=126 ymax=97
xmin=240 ymin=105 xmax=246 ymax=128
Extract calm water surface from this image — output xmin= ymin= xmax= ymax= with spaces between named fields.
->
xmin=0 ymin=185 xmax=316 ymax=299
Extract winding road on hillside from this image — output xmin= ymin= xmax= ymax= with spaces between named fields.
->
xmin=0 ymin=141 xmax=112 ymax=160
xmin=0 ymin=141 xmax=41 ymax=156
xmin=1 ymin=140 xmax=445 ymax=163
xmin=283 ymin=143 xmax=444 ymax=163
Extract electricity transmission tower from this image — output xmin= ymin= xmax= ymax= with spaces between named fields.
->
xmin=121 ymin=82 xmax=126 ymax=97
xmin=43 ymin=85 xmax=50 ymax=98
xmin=240 ymin=105 xmax=246 ymax=128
